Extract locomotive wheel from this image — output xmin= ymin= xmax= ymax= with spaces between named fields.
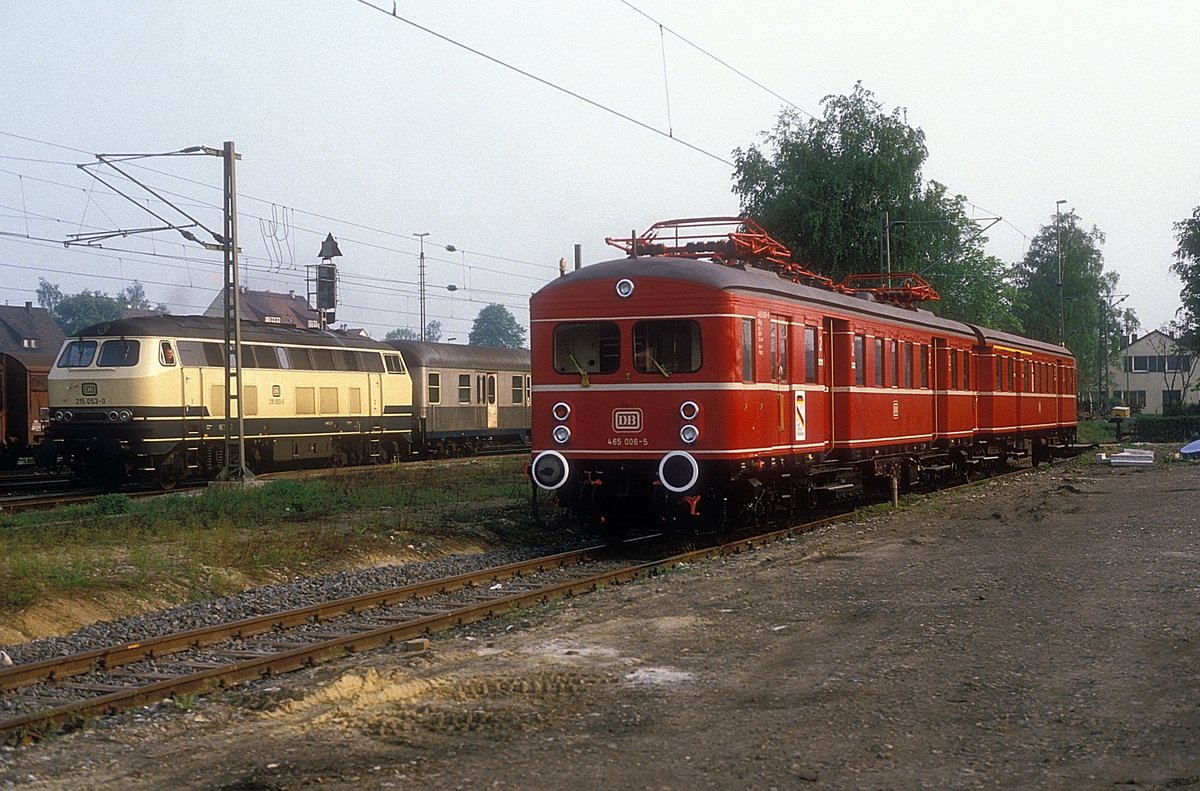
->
xmin=157 ymin=458 xmax=186 ymax=490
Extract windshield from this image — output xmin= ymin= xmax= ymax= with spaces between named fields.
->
xmin=56 ymin=340 xmax=97 ymax=368
xmin=97 ymin=339 xmax=141 ymax=367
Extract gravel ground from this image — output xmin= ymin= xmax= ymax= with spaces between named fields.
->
xmin=2 ymin=457 xmax=1198 ymax=790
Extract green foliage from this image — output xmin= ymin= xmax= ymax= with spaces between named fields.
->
xmin=1134 ymin=415 xmax=1200 ymax=443
xmin=469 ymin=303 xmax=526 ymax=348
xmin=1009 ymin=213 xmax=1136 ymax=398
xmin=1171 ymin=206 xmax=1200 ymax=350
xmin=91 ymin=493 xmax=131 ymax=515
xmin=385 ymin=319 xmax=442 ymax=342
xmin=731 ymin=82 xmax=1014 ymax=325
xmin=36 ymin=278 xmax=164 ymax=335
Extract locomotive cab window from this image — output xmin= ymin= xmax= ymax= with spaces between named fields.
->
xmin=633 ymin=320 xmax=700 ymax=375
xmin=159 ymin=341 xmax=176 ymax=366
xmin=97 ymin=339 xmax=140 ymax=367
xmin=384 ymin=354 xmax=404 ymax=374
xmin=553 ymin=322 xmax=619 ymax=375
xmin=57 ymin=340 xmax=97 ymax=368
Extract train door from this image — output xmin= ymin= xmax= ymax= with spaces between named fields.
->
xmin=769 ymin=315 xmax=789 ymax=443
xmin=932 ymin=338 xmax=949 ymax=441
xmin=485 ymin=372 xmax=498 ymax=429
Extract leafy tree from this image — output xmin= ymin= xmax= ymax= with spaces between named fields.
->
xmin=51 ymin=290 xmax=124 ymax=335
xmin=384 ymin=319 xmax=442 ymax=342
xmin=468 ymin=304 xmax=526 ymax=348
xmin=117 ymin=280 xmax=166 ymax=312
xmin=1171 ymin=205 xmax=1200 ymax=348
xmin=1010 ymin=211 xmax=1136 ymax=404
xmin=731 ymin=82 xmax=1012 ymax=324
xmin=36 ymin=278 xmax=62 ymax=312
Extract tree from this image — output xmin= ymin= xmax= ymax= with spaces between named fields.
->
xmin=1171 ymin=205 xmax=1200 ymax=348
xmin=731 ymin=83 xmax=1012 ymax=325
xmin=384 ymin=319 xmax=442 ymax=342
xmin=1010 ymin=212 xmax=1136 ymax=405
xmin=36 ymin=278 xmax=62 ymax=312
xmin=468 ymin=304 xmax=526 ymax=348
xmin=117 ymin=280 xmax=166 ymax=312
xmin=51 ymin=290 xmax=124 ymax=335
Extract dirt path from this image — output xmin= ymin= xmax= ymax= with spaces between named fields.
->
xmin=3 ymin=460 xmax=1198 ymax=790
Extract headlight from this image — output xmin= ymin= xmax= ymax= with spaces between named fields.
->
xmin=552 ymin=425 xmax=571 ymax=444
xmin=680 ymin=400 xmax=699 ymax=420
xmin=615 ymin=278 xmax=635 ymax=298
xmin=552 ymin=401 xmax=571 ymax=421
xmin=53 ymin=410 xmax=64 ymax=422
xmin=680 ymin=424 xmax=699 ymax=444
xmin=118 ymin=410 xmax=132 ymax=422
xmin=531 ymin=450 xmax=570 ymax=490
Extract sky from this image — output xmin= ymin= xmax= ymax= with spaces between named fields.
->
xmin=1 ymin=1 xmax=1197 ymax=342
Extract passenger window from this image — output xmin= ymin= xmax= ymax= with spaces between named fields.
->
xmin=458 ymin=374 xmax=471 ymax=404
xmin=891 ymin=340 xmax=899 ymax=388
xmin=487 ymin=375 xmax=496 ymax=405
xmin=949 ymin=348 xmax=958 ymax=389
xmin=742 ymin=319 xmax=755 ymax=382
xmin=853 ymin=335 xmax=865 ymax=386
xmin=874 ymin=338 xmax=884 ymax=387
xmin=57 ymin=340 xmax=97 ymax=368
xmin=805 ymin=326 xmax=818 ymax=384
xmin=904 ymin=343 xmax=913 ymax=389
xmin=159 ymin=341 xmax=176 ymax=366
xmin=554 ymin=322 xmax=620 ymax=375
xmin=919 ymin=345 xmax=929 ymax=389
xmin=633 ymin=319 xmax=701 ymax=375
xmin=311 ymin=348 xmax=335 ymax=371
xmin=511 ymin=375 xmax=523 ymax=404
xmin=428 ymin=372 xmax=441 ymax=404
xmin=254 ymin=344 xmax=279 ymax=369
xmin=288 ymin=348 xmax=314 ymax=370
xmin=98 ymin=339 xmax=140 ymax=367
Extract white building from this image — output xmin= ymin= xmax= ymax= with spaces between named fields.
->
xmin=1107 ymin=330 xmax=1198 ymax=414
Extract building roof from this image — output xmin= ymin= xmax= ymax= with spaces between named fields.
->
xmin=204 ymin=288 xmax=318 ymax=328
xmin=0 ymin=303 xmax=65 ymax=361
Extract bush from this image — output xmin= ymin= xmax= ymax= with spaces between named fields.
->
xmin=1134 ymin=415 xmax=1200 ymax=443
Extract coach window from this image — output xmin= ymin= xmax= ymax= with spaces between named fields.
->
xmin=511 ymin=375 xmax=524 ymax=404
xmin=949 ymin=349 xmax=958 ymax=389
xmin=458 ymin=374 xmax=471 ymax=404
xmin=962 ymin=350 xmax=970 ymax=390
xmin=159 ymin=341 xmax=176 ymax=366
xmin=995 ymin=355 xmax=1003 ymax=390
xmin=633 ymin=319 xmax=700 ymax=375
xmin=919 ymin=345 xmax=929 ymax=389
xmin=742 ymin=319 xmax=755 ymax=382
xmin=57 ymin=340 xmax=97 ymax=368
xmin=1006 ymin=358 xmax=1014 ymax=391
xmin=97 ymin=339 xmax=140 ymax=367
xmin=554 ymin=322 xmax=619 ymax=376
xmin=804 ymin=326 xmax=818 ymax=383
xmin=904 ymin=343 xmax=914 ymax=389
xmin=525 ymin=375 xmax=531 ymax=403
xmin=853 ymin=334 xmax=865 ymax=386
xmin=427 ymin=372 xmax=441 ymax=404
xmin=890 ymin=340 xmax=899 ymax=388
xmin=487 ymin=375 xmax=497 ymax=405
xmin=874 ymin=338 xmax=884 ymax=387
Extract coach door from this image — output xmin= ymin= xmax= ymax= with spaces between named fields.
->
xmin=769 ymin=315 xmax=790 ymax=442
xmin=481 ymin=372 xmax=499 ymax=429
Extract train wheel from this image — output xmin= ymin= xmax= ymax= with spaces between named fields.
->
xmin=157 ymin=458 xmax=185 ymax=490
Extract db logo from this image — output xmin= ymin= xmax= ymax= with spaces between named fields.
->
xmin=613 ymin=408 xmax=643 ymax=432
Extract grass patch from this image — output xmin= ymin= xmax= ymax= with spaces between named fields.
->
xmin=0 ymin=457 xmax=556 ymax=620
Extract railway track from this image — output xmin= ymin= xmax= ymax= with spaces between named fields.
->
xmin=0 ymin=465 xmax=1034 ymax=745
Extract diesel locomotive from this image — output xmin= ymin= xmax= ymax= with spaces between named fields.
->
xmin=46 ymin=315 xmax=530 ymax=487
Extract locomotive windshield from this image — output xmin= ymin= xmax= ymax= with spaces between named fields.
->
xmin=553 ymin=322 xmax=619 ymax=375
xmin=56 ymin=340 xmax=97 ymax=368
xmin=633 ymin=320 xmax=701 ymax=375
xmin=97 ymin=339 xmax=140 ymax=367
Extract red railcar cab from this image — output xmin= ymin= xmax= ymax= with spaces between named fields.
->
xmin=530 ymin=220 xmax=1077 ymax=534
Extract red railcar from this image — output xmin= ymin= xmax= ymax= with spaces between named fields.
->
xmin=529 ymin=219 xmax=1077 ymax=534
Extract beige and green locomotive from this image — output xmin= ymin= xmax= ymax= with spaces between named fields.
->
xmin=48 ymin=316 xmax=414 ymax=487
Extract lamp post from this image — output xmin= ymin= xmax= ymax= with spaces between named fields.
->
xmin=1100 ymin=294 xmax=1129 ymax=411
xmin=1056 ymin=199 xmax=1067 ymax=345
xmin=414 ymin=232 xmax=430 ymax=341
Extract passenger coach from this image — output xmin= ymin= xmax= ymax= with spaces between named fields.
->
xmin=529 ymin=218 xmax=1077 ymax=534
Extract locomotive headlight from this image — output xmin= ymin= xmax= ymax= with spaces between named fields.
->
xmin=63 ymin=411 xmax=74 ymax=422
xmin=658 ymin=450 xmax=700 ymax=493
xmin=108 ymin=411 xmax=120 ymax=422
xmin=680 ymin=424 xmax=699 ymax=444
xmin=53 ymin=410 xmax=64 ymax=422
xmin=552 ymin=401 xmax=571 ymax=421
xmin=531 ymin=450 xmax=570 ymax=490
xmin=118 ymin=410 xmax=132 ymax=422
xmin=614 ymin=278 xmax=635 ymax=299
xmin=680 ymin=400 xmax=700 ymax=420
xmin=552 ymin=425 xmax=572 ymax=444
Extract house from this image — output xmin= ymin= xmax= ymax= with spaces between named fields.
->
xmin=0 ymin=302 xmax=65 ymax=360
xmin=1107 ymin=330 xmax=1198 ymax=414
xmin=204 ymin=287 xmax=319 ymax=329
